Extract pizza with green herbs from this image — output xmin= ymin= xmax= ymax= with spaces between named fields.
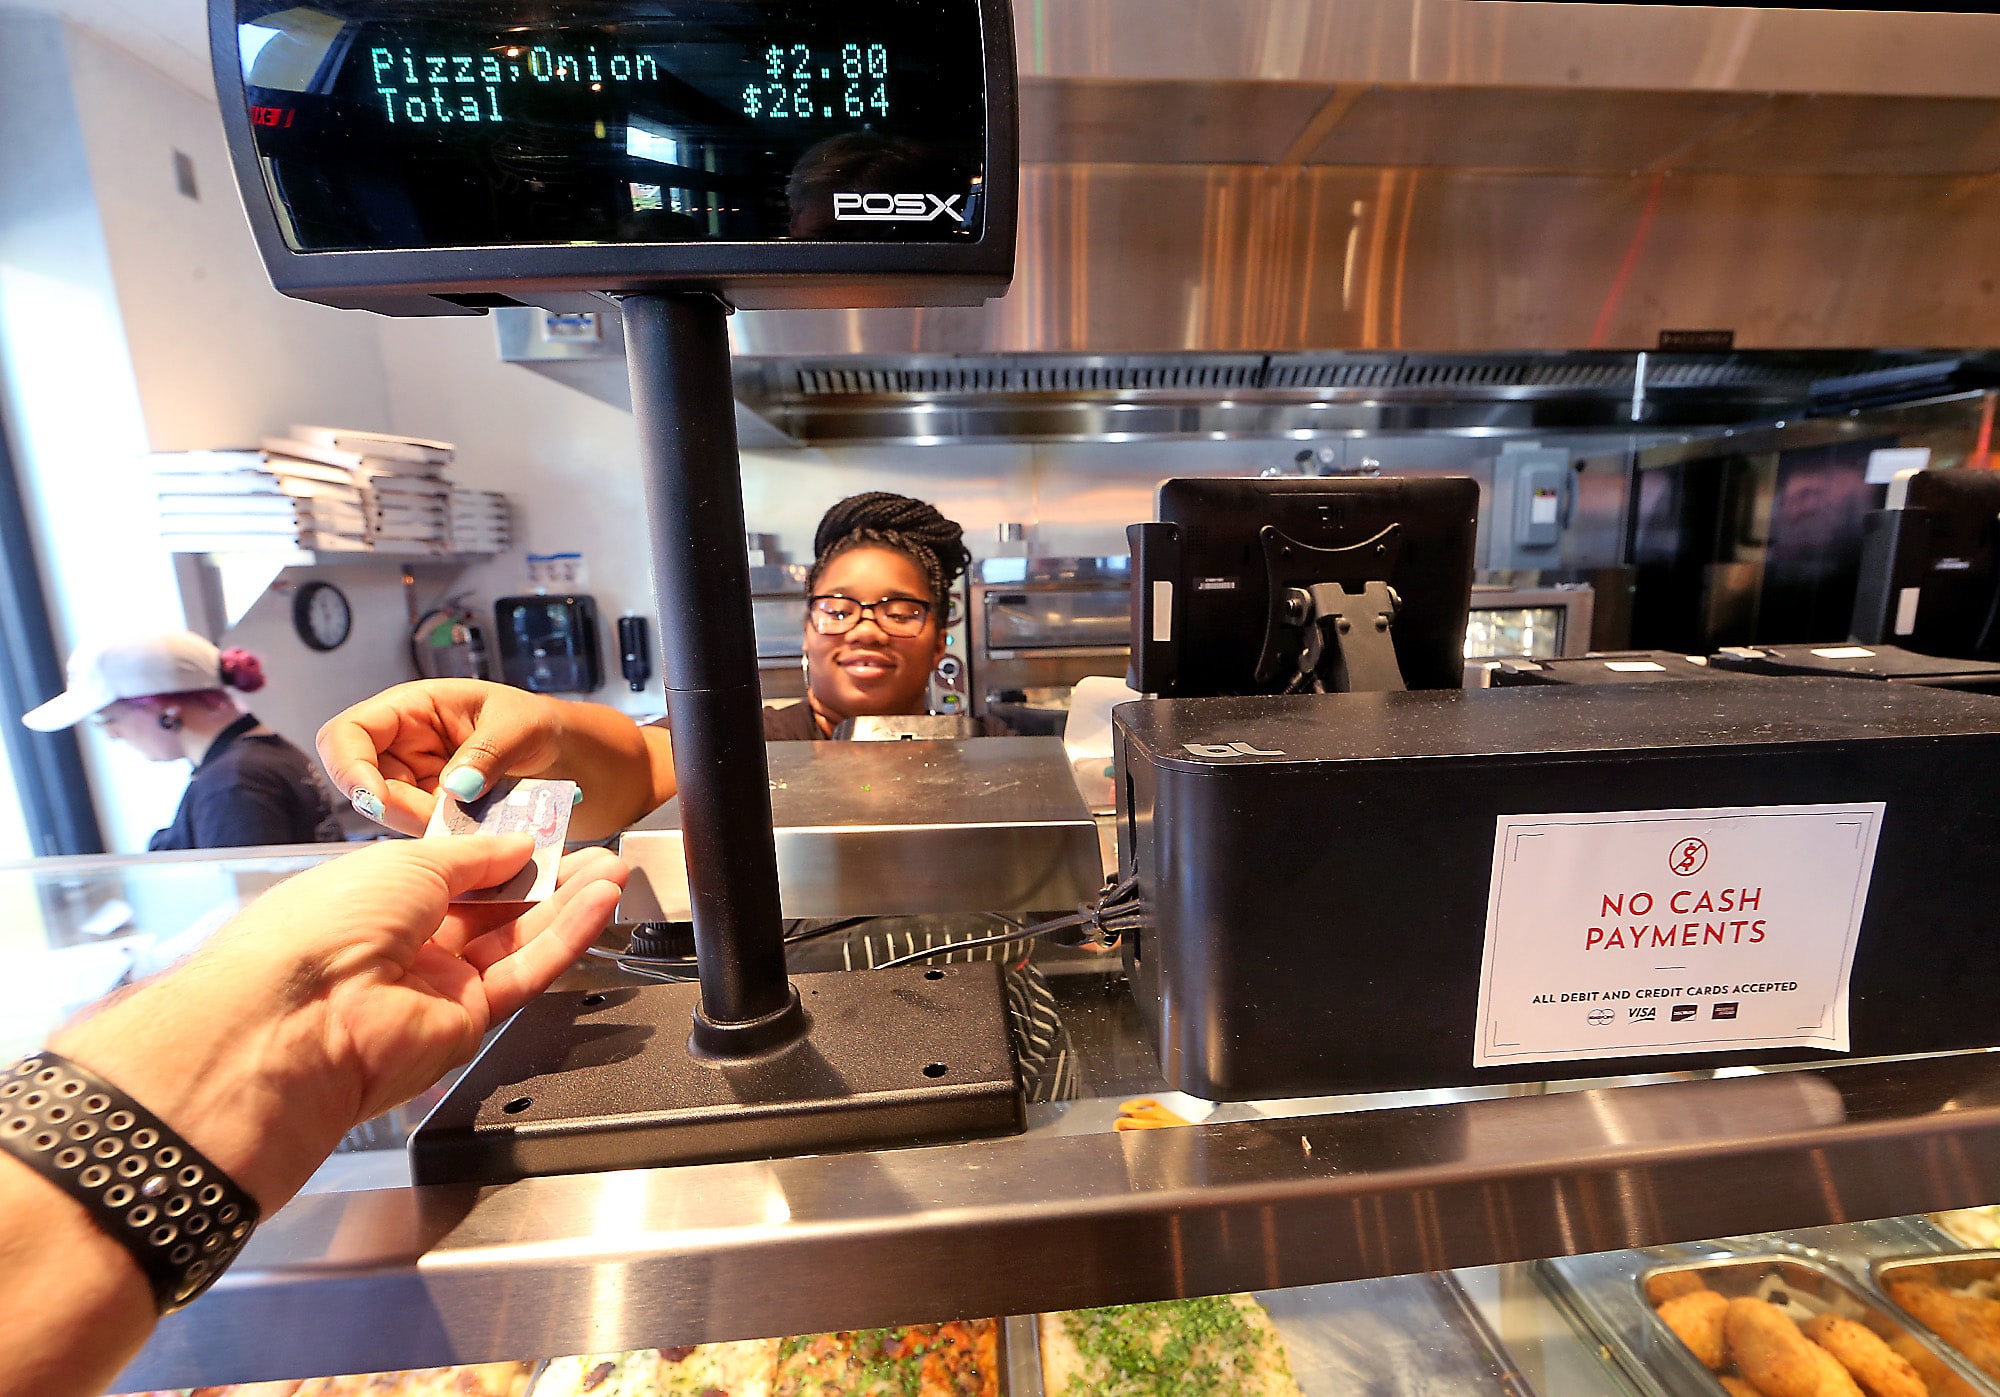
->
xmin=1037 ymin=1294 xmax=1303 ymax=1397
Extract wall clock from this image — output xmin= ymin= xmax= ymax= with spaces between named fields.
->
xmin=293 ymin=580 xmax=352 ymax=652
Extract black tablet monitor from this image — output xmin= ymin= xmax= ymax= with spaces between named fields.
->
xmin=213 ymin=0 xmax=1017 ymax=315
xmin=1852 ymin=469 xmax=2000 ymax=659
xmin=1128 ymin=476 xmax=1480 ymax=698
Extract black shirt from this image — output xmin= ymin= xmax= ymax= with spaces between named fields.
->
xmin=148 ymin=714 xmax=346 ymax=852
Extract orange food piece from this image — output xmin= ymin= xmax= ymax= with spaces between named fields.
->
xmin=1889 ymin=1282 xmax=2000 ymax=1382
xmin=1727 ymin=1298 xmax=1857 ymax=1397
xmin=1804 ymin=1314 xmax=1926 ymax=1397
xmin=1648 ymin=1272 xmax=1714 ymax=1306
xmin=1887 ymin=1331 xmax=1981 ymax=1397
xmin=1659 ymin=1291 xmax=1729 ymax=1371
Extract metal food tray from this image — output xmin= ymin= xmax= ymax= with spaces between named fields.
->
xmin=1874 ymin=1252 xmax=2000 ymax=1390
xmin=1649 ymin=1257 xmax=1982 ymax=1397
xmin=1008 ymin=1272 xmax=1534 ymax=1397
xmin=1536 ymin=1222 xmax=1975 ymax=1397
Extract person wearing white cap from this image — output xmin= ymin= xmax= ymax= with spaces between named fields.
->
xmin=23 ymin=631 xmax=344 ymax=851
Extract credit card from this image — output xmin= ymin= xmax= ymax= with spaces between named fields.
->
xmin=424 ymin=776 xmax=578 ymax=902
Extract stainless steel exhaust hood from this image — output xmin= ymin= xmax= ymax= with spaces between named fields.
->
xmin=728 ymin=349 xmax=1902 ymax=443
xmin=729 ymin=0 xmax=2000 ymax=358
xmin=503 ymin=2 xmax=2000 ymax=443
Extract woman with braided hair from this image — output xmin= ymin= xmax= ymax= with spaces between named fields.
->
xmin=774 ymin=491 xmax=1004 ymax=739
xmin=317 ymin=494 xmax=1002 ymax=839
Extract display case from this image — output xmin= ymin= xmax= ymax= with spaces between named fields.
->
xmin=5 ymin=845 xmax=1999 ymax=1396
xmin=0 ymin=843 xmax=348 ymax=1061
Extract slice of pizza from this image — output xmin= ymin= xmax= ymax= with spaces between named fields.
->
xmin=1038 ymin=1294 xmax=1304 ymax=1397
xmin=534 ymin=1344 xmax=778 ymax=1397
xmin=772 ymin=1321 xmax=1000 ymax=1397
xmin=294 ymin=1364 xmax=533 ymax=1397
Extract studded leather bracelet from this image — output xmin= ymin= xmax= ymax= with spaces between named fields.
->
xmin=0 ymin=1052 xmax=260 ymax=1313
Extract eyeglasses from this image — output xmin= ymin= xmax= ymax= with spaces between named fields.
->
xmin=807 ymin=594 xmax=933 ymax=638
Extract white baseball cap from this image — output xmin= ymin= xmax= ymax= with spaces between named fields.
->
xmin=23 ymin=631 xmax=224 ymax=732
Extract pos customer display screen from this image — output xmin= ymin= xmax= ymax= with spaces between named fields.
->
xmin=214 ymin=0 xmax=1017 ymax=312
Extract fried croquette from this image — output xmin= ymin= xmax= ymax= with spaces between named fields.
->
xmin=1660 ymin=1290 xmax=1730 ymax=1370
xmin=1803 ymin=1314 xmax=1926 ymax=1397
xmin=1649 ymin=1271 xmax=1715 ymax=1305
xmin=1886 ymin=1330 xmax=1982 ymax=1397
xmin=1721 ymin=1378 xmax=1763 ymax=1397
xmin=1889 ymin=1283 xmax=2000 ymax=1381
xmin=1809 ymin=1337 xmax=1869 ymax=1397
xmin=1727 ymin=1298 xmax=1857 ymax=1397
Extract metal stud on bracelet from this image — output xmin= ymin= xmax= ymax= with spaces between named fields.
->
xmin=0 ymin=1052 xmax=260 ymax=1314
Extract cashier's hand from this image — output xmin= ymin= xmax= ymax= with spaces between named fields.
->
xmin=51 ymin=836 xmax=629 ymax=1215
xmin=319 ymin=680 xmax=672 ymax=841
xmin=318 ymin=679 xmax=572 ymax=836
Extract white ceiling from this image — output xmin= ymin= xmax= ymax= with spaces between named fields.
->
xmin=12 ymin=0 xmax=216 ymax=97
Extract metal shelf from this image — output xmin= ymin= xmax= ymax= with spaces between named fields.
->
xmin=171 ymin=548 xmax=498 ymax=633
xmin=119 ymin=1043 xmax=2000 ymax=1390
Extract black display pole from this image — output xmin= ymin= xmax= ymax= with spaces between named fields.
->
xmin=621 ymin=292 xmax=806 ymax=1057
xmin=408 ymin=294 xmax=1025 ymax=1184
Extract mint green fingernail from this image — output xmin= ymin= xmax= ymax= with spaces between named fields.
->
xmin=571 ymin=787 xmax=584 ymax=806
xmin=443 ymin=767 xmax=485 ymax=801
xmin=350 ymin=789 xmax=385 ymax=822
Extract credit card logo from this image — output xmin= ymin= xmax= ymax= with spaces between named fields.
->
xmin=833 ymin=192 xmax=966 ymax=223
xmin=1671 ymin=1004 xmax=1698 ymax=1022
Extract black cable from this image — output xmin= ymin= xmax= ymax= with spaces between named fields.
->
xmin=586 ymin=945 xmax=699 ymax=979
xmin=596 ymin=882 xmax=1144 ymax=979
xmin=873 ymin=926 xmax=1049 ymax=970
xmin=872 ymin=913 xmax=1146 ymax=970
xmin=783 ymin=915 xmax=878 ymax=944
xmin=873 ymin=880 xmax=1146 ymax=970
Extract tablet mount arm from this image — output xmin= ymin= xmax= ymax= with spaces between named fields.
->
xmin=1254 ymin=524 xmax=1408 ymax=695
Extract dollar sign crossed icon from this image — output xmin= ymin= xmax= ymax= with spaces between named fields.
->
xmin=1670 ymin=837 xmax=1709 ymax=877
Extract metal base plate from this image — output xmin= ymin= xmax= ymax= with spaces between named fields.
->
xmin=409 ymin=963 xmax=1024 ymax=1185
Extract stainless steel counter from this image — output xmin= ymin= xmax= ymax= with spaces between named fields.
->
xmin=19 ymin=822 xmax=2000 ymax=1391
xmin=617 ymin=737 xmax=1103 ymax=919
xmin=121 ymin=1042 xmax=2000 ymax=1389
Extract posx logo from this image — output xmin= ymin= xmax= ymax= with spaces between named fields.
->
xmin=832 ymin=192 xmax=968 ymax=224
xmin=1181 ymin=740 xmax=1285 ymax=759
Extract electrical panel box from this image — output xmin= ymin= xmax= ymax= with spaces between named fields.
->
xmin=1488 ymin=447 xmax=1573 ymax=571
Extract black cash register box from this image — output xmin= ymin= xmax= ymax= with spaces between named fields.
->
xmin=1115 ymin=678 xmax=2000 ymax=1099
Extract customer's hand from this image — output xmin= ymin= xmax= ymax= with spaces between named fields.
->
xmin=318 ymin=680 xmax=675 ymax=841
xmin=317 ymin=680 xmax=572 ymax=836
xmin=52 ymin=836 xmax=628 ymax=1213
